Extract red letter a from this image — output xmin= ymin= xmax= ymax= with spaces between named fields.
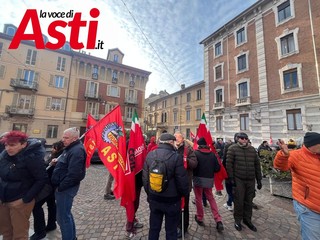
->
xmin=9 ymin=9 xmax=45 ymax=49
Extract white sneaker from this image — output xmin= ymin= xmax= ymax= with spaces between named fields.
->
xmin=223 ymin=203 xmax=233 ymax=211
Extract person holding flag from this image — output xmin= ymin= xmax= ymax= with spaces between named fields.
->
xmin=174 ymin=131 xmax=197 ymax=238
xmin=122 ymin=110 xmax=147 ymax=239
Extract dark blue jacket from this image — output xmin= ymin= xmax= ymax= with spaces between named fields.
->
xmin=0 ymin=139 xmax=47 ymax=203
xmin=51 ymin=139 xmax=86 ymax=192
xmin=142 ymin=143 xmax=189 ymax=203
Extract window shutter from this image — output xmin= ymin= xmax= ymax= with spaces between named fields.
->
xmin=61 ymin=98 xmax=66 ymax=110
xmin=49 ymin=75 xmax=54 ymax=86
xmin=35 ymin=72 xmax=39 ymax=81
xmin=31 ymin=95 xmax=35 ymax=107
xmin=64 ymin=78 xmax=68 ymax=88
xmin=46 ymin=97 xmax=52 ymax=110
xmin=13 ymin=93 xmax=19 ymax=106
xmin=107 ymin=85 xmax=110 ymax=96
xmin=17 ymin=68 xmax=23 ymax=79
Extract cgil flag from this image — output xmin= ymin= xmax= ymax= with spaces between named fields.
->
xmin=121 ymin=110 xmax=147 ymax=222
xmin=85 ymin=105 xmax=127 ymax=199
xmin=83 ymin=113 xmax=97 ymax=168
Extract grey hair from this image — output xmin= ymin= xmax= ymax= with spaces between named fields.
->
xmin=64 ymin=127 xmax=80 ymax=138
xmin=159 ymin=140 xmax=174 ymax=144
xmin=174 ymin=131 xmax=184 ymax=139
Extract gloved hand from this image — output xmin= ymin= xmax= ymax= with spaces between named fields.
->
xmin=257 ymin=180 xmax=262 ymax=190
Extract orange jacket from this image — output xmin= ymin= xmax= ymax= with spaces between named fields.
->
xmin=273 ymin=146 xmax=320 ymax=213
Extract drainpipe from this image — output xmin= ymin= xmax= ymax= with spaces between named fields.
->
xmin=63 ymin=54 xmax=74 ymax=124
xmin=308 ymin=0 xmax=320 ymax=94
xmin=224 ymin=26 xmax=231 ymax=115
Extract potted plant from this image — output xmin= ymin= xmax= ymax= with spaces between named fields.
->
xmin=259 ymin=149 xmax=292 ymax=199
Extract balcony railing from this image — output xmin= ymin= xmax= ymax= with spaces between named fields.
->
xmin=84 ymin=92 xmax=100 ymax=100
xmin=10 ymin=78 xmax=38 ymax=91
xmin=213 ymin=101 xmax=225 ymax=110
xmin=235 ymin=96 xmax=251 ymax=106
xmin=124 ymin=96 xmax=138 ymax=105
xmin=82 ymin=113 xmax=99 ymax=120
xmin=5 ymin=105 xmax=35 ymax=116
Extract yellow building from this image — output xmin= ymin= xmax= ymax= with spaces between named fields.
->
xmin=0 ymin=24 xmax=151 ymax=144
xmin=145 ymin=81 xmax=205 ymax=139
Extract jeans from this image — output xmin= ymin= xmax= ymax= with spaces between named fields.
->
xmin=148 ymin=199 xmax=180 ymax=240
xmin=293 ymin=200 xmax=320 ymax=240
xmin=225 ymin=181 xmax=234 ymax=206
xmin=55 ymin=185 xmax=80 ymax=240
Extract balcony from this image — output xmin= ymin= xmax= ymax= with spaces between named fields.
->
xmin=235 ymin=96 xmax=251 ymax=106
xmin=213 ymin=101 xmax=225 ymax=110
xmin=156 ymin=122 xmax=168 ymax=128
xmin=124 ymin=96 xmax=138 ymax=105
xmin=10 ymin=78 xmax=38 ymax=91
xmin=5 ymin=105 xmax=35 ymax=116
xmin=112 ymin=78 xmax=118 ymax=84
xmin=84 ymin=92 xmax=100 ymax=100
xmin=82 ymin=113 xmax=99 ymax=120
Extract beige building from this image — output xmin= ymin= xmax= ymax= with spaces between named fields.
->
xmin=145 ymin=81 xmax=205 ymax=139
xmin=200 ymin=0 xmax=320 ymax=145
xmin=0 ymin=24 xmax=151 ymax=144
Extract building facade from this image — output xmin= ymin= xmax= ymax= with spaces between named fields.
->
xmin=0 ymin=24 xmax=151 ymax=144
xmin=145 ymin=81 xmax=205 ymax=139
xmin=200 ymin=0 xmax=320 ymax=145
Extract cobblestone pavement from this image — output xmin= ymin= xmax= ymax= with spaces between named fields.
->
xmin=2 ymin=164 xmax=301 ymax=240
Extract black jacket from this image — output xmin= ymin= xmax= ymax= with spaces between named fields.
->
xmin=51 ymin=139 xmax=86 ymax=192
xmin=0 ymin=139 xmax=47 ymax=203
xmin=226 ymin=142 xmax=262 ymax=181
xmin=193 ymin=147 xmax=220 ymax=188
xmin=142 ymin=143 xmax=189 ymax=203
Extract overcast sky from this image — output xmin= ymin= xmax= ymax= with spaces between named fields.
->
xmin=1 ymin=0 xmax=258 ymax=97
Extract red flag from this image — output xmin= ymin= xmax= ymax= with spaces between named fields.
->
xmin=83 ymin=114 xmax=97 ymax=168
xmin=190 ymin=130 xmax=196 ymax=140
xmin=194 ymin=113 xmax=227 ymax=190
xmin=87 ymin=105 xmax=127 ymax=199
xmin=121 ymin=111 xmax=147 ymax=223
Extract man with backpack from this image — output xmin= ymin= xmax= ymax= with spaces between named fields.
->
xmin=142 ymin=133 xmax=189 ymax=240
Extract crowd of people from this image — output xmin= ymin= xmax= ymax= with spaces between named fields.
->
xmin=0 ymin=129 xmax=319 ymax=240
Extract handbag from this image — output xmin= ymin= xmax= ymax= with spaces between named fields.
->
xmin=35 ymin=183 xmax=53 ymax=202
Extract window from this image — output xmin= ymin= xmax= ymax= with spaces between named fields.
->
xmin=186 ymin=93 xmax=191 ymax=102
xmin=86 ymin=102 xmax=99 ymax=116
xmin=85 ymin=63 xmax=92 ymax=78
xmin=237 ymin=54 xmax=247 ymax=72
xmin=240 ymin=114 xmax=249 ymax=131
xmin=86 ymin=81 xmax=98 ymax=98
xmin=186 ymin=128 xmax=190 ymax=139
xmin=107 ymin=85 xmax=120 ymax=97
xmin=286 ymin=109 xmax=302 ymax=130
xmin=216 ymin=116 xmax=223 ymax=131
xmin=114 ymin=54 xmax=118 ymax=62
xmin=112 ymin=71 xmax=118 ymax=82
xmin=236 ymin=27 xmax=246 ymax=45
xmin=79 ymin=62 xmax=85 ymax=76
xmin=173 ymin=112 xmax=177 ymax=123
xmin=278 ymin=0 xmax=291 ymax=23
xmin=238 ymin=82 xmax=248 ymax=98
xmin=56 ymin=57 xmax=66 ymax=71
xmin=105 ymin=103 xmax=117 ymax=114
xmin=276 ymin=28 xmax=299 ymax=59
xmin=216 ymin=89 xmax=223 ymax=102
xmin=12 ymin=123 xmax=27 ymax=132
xmin=174 ymin=97 xmax=178 ymax=105
xmin=215 ymin=41 xmax=222 ymax=57
xmin=92 ymin=65 xmax=99 ymax=79
xmin=49 ymin=75 xmax=65 ymax=88
xmin=126 ymin=107 xmax=134 ymax=119
xmin=6 ymin=26 xmax=16 ymax=36
xmin=281 ymin=33 xmax=295 ymax=55
xmin=22 ymin=70 xmax=38 ymax=85
xmin=162 ymin=100 xmax=167 ymax=109
xmin=161 ymin=112 xmax=167 ymax=123
xmin=214 ymin=64 xmax=223 ymax=81
xmin=284 ymin=68 xmax=298 ymax=89
xmin=196 ymin=109 xmax=201 ymax=120
xmin=279 ymin=63 xmax=302 ymax=94
xmin=196 ymin=89 xmax=201 ymax=100
xmin=186 ymin=110 xmax=191 ymax=121
xmin=46 ymin=97 xmax=66 ymax=110
xmin=47 ymin=125 xmax=58 ymax=138
xmin=26 ymin=49 xmax=37 ymax=65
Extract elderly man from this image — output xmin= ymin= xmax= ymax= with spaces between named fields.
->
xmin=143 ymin=133 xmax=189 ymax=240
xmin=274 ymin=132 xmax=320 ymax=240
xmin=51 ymin=128 xmax=86 ymax=240
xmin=174 ymin=131 xmax=197 ymax=238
